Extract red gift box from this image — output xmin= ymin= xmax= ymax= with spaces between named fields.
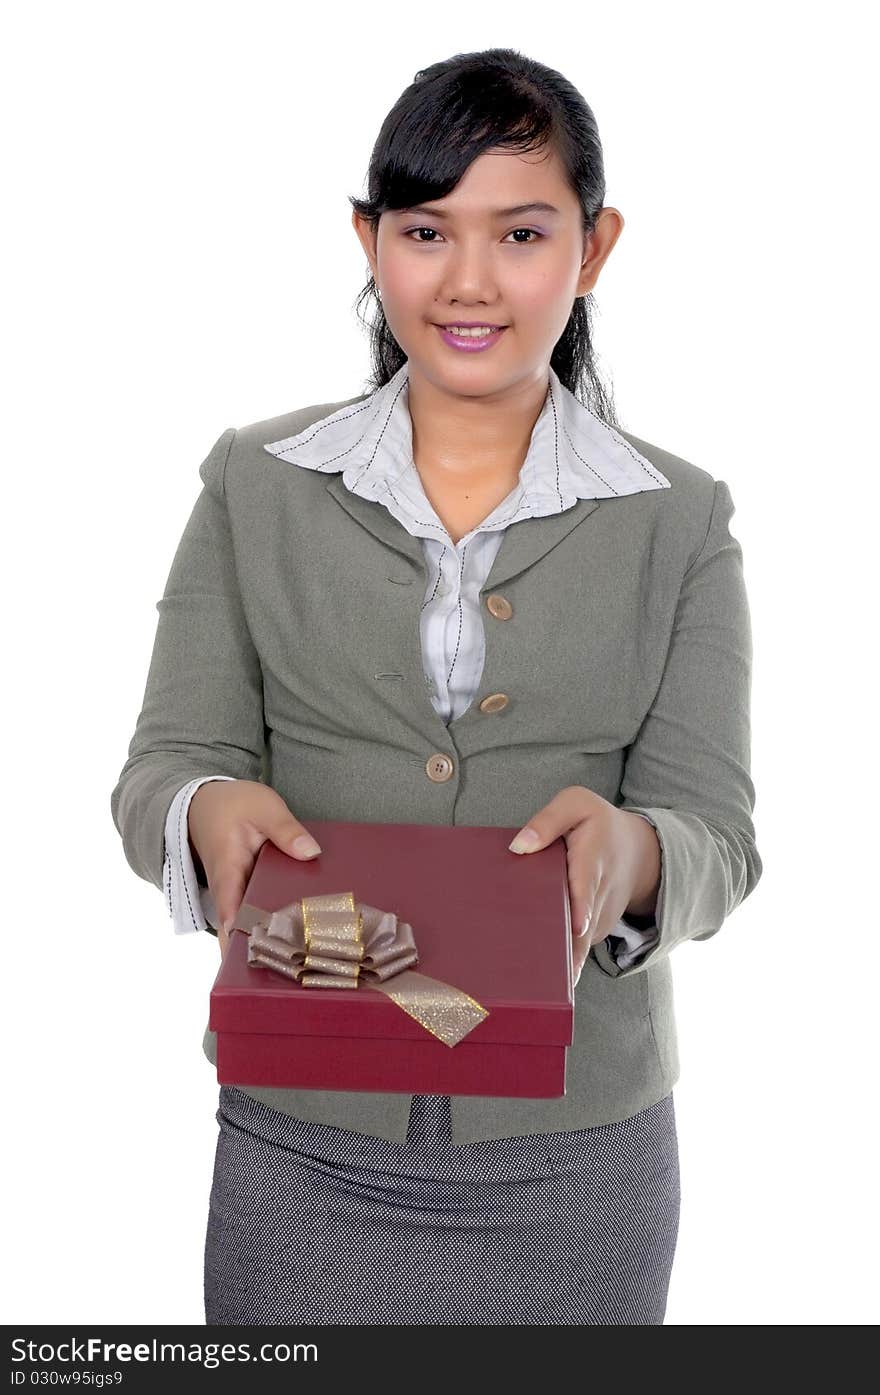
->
xmin=208 ymin=820 xmax=574 ymax=1097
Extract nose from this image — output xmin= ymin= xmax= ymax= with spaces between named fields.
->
xmin=436 ymin=241 xmax=503 ymax=310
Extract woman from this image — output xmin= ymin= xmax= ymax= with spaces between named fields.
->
xmin=111 ymin=46 xmax=763 ymax=1325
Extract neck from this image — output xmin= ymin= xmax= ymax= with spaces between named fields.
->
xmin=406 ymin=365 xmax=550 ymax=479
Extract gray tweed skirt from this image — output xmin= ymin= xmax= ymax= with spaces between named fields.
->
xmin=204 ymin=1087 xmax=680 ymax=1325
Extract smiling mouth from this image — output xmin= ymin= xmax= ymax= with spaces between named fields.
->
xmin=433 ymin=323 xmax=508 ymax=331
xmin=433 ymin=325 xmax=510 ymax=342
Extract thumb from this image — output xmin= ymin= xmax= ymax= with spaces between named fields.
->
xmin=508 ymin=824 xmax=543 ymax=854
xmin=508 ymin=788 xmax=588 ymax=854
xmin=269 ymin=813 xmax=323 ymax=861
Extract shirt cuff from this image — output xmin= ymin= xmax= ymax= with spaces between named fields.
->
xmin=607 ymin=916 xmax=660 ymax=969
xmin=163 ymin=776 xmax=237 ymax=935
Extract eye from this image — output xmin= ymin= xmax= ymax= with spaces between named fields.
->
xmin=402 ymin=227 xmax=544 ymax=244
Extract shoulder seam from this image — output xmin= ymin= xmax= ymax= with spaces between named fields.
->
xmin=218 ymin=426 xmax=237 ymax=497
xmin=683 ymin=478 xmax=721 ymax=579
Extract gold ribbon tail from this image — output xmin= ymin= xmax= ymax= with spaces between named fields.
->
xmin=369 ymin=969 xmax=489 ymax=1047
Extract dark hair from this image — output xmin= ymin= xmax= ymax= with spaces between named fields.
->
xmin=348 ymin=46 xmax=619 ymax=427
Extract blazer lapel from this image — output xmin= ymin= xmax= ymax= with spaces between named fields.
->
xmin=325 ymin=473 xmax=605 ymax=591
xmin=323 ymin=475 xmax=426 ymax=571
xmin=479 ymin=497 xmax=603 ymax=594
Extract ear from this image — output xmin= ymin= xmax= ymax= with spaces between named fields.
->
xmin=577 ymin=205 xmax=625 ymax=296
xmin=351 ymin=209 xmax=379 ymax=282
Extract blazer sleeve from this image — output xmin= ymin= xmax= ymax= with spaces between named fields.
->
xmin=591 ymin=477 xmax=763 ymax=980
xmin=110 ymin=428 xmax=266 ymax=894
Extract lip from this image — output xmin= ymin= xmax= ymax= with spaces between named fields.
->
xmin=433 ymin=324 xmax=508 ymax=353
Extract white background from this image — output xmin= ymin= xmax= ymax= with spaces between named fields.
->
xmin=4 ymin=0 xmax=877 ymax=1327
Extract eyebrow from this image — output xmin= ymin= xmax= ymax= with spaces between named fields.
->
xmin=393 ymin=201 xmax=562 ymax=220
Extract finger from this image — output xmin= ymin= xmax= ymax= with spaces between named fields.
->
xmin=566 ymin=851 xmax=601 ymax=941
xmin=575 ymin=907 xmax=593 ymax=941
xmin=575 ymin=896 xmax=615 ymax=950
xmin=571 ymin=934 xmax=590 ymax=986
xmin=209 ymin=855 xmax=253 ymax=936
xmin=508 ymin=785 xmax=595 ymax=854
xmin=570 ymin=895 xmax=597 ymax=940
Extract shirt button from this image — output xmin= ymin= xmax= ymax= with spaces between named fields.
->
xmin=425 ymin=753 xmax=455 ymax=782
xmin=478 ymin=692 xmax=509 ymax=714
xmin=485 ymin=593 xmax=513 ymax=620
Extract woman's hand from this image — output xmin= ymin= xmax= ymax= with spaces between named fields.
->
xmin=187 ymin=780 xmax=322 ymax=958
xmin=507 ymin=786 xmax=661 ymax=985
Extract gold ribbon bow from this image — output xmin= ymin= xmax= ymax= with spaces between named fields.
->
xmin=235 ymin=891 xmax=489 ymax=1048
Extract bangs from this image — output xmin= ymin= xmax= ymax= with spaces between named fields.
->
xmin=351 ymin=56 xmax=567 ymax=221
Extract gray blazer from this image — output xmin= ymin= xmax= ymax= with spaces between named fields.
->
xmin=110 ymin=389 xmax=763 ymax=1145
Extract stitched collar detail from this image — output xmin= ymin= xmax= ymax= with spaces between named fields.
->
xmin=263 ymin=361 xmax=670 ymax=522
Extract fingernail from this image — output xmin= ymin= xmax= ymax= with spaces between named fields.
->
xmin=578 ymin=912 xmax=592 ymax=938
xmin=293 ymin=835 xmax=322 ymax=858
xmin=221 ymin=917 xmax=231 ymax=935
xmin=508 ymin=828 xmax=540 ymax=854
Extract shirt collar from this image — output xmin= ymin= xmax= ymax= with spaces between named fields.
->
xmin=263 ymin=361 xmax=670 ymax=532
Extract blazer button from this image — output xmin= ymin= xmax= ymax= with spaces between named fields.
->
xmin=485 ymin=592 xmax=513 ymax=620
xmin=425 ymin=753 xmax=455 ymax=782
xmin=479 ymin=692 xmax=509 ymax=714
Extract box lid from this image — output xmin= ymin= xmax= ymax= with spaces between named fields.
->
xmin=209 ymin=820 xmax=574 ymax=1047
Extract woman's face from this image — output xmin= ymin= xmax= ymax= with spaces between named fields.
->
xmin=353 ymin=143 xmax=623 ymax=398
